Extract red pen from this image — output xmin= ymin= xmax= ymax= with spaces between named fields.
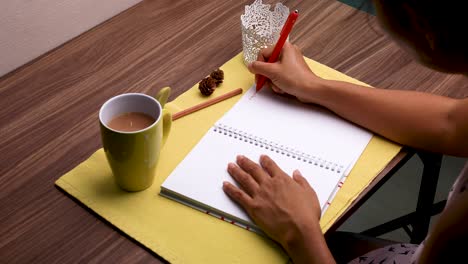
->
xmin=256 ymin=10 xmax=299 ymax=92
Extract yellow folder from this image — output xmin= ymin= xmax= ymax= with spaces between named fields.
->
xmin=55 ymin=53 xmax=401 ymax=264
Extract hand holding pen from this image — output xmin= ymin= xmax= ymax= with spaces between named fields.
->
xmin=255 ymin=10 xmax=299 ymax=93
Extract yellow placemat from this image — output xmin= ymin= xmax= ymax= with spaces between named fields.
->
xmin=55 ymin=53 xmax=401 ymax=263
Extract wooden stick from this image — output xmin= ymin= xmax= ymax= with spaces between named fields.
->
xmin=172 ymin=88 xmax=243 ymax=121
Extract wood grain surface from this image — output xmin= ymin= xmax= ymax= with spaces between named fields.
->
xmin=1 ymin=0 xmax=466 ymax=263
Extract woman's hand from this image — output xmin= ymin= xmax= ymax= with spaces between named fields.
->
xmin=222 ymin=154 xmax=322 ymax=247
xmin=248 ymin=41 xmax=325 ymax=103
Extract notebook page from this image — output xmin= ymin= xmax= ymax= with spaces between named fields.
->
xmin=162 ymin=127 xmax=344 ymax=226
xmin=217 ymin=86 xmax=373 ymax=174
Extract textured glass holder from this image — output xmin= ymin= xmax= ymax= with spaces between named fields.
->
xmin=241 ymin=0 xmax=289 ymax=66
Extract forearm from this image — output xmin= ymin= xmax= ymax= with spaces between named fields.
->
xmin=307 ymin=79 xmax=461 ymax=155
xmin=283 ymin=223 xmax=336 ymax=264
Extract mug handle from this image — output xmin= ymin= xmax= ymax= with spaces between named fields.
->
xmin=162 ymin=109 xmax=172 ymax=146
xmin=155 ymin=87 xmax=171 ymax=108
xmin=155 ymin=87 xmax=172 ymax=146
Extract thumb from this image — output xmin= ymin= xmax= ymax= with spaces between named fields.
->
xmin=248 ymin=61 xmax=277 ymax=79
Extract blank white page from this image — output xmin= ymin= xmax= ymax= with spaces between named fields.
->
xmin=217 ymin=86 xmax=373 ymax=174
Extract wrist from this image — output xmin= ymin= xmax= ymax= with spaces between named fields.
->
xmin=282 ymin=220 xmax=322 ymax=254
xmin=282 ymin=221 xmax=336 ymax=264
xmin=300 ymin=75 xmax=334 ymax=105
xmin=282 ymin=221 xmax=335 ymax=264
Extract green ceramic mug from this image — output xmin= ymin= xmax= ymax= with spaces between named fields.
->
xmin=99 ymin=88 xmax=172 ymax=191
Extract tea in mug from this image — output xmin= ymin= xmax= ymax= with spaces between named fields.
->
xmin=107 ymin=112 xmax=155 ymax=132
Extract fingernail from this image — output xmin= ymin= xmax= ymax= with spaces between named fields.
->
xmin=228 ymin=163 xmax=235 ymax=169
xmin=293 ymin=169 xmax=302 ymax=176
xmin=237 ymin=155 xmax=244 ymax=161
xmin=247 ymin=63 xmax=255 ymax=73
xmin=259 ymin=155 xmax=266 ymax=163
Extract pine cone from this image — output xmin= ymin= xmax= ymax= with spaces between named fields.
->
xmin=198 ymin=77 xmax=216 ymax=96
xmin=210 ymin=69 xmax=224 ymax=86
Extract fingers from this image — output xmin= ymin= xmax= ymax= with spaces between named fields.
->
xmin=236 ymin=155 xmax=268 ymax=184
xmin=271 ymin=84 xmax=285 ymax=94
xmin=259 ymin=41 xmax=296 ymax=62
xmin=223 ymin=181 xmax=253 ymax=209
xmin=292 ymin=169 xmax=311 ymax=189
xmin=227 ymin=162 xmax=259 ymax=196
xmin=247 ymin=45 xmax=277 ymax=76
xmin=292 ymin=170 xmax=321 ymax=219
xmin=248 ymin=60 xmax=279 ymax=78
xmin=259 ymin=155 xmax=286 ymax=177
xmin=257 ymin=46 xmax=275 ymax=62
xmin=248 ymin=42 xmax=301 ymax=82
xmin=283 ymin=41 xmax=302 ymax=57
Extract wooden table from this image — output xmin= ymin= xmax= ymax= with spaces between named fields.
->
xmin=1 ymin=0 xmax=466 ymax=262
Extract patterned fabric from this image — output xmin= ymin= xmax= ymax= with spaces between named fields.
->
xmin=348 ymin=243 xmax=418 ymax=264
xmin=348 ymin=162 xmax=468 ymax=264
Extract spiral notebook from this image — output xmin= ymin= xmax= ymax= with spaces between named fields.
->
xmin=160 ymin=86 xmax=372 ymax=233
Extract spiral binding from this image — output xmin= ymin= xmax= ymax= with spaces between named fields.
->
xmin=213 ymin=124 xmax=344 ymax=174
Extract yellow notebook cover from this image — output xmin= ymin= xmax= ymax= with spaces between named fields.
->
xmin=55 ymin=53 xmax=401 ymax=263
